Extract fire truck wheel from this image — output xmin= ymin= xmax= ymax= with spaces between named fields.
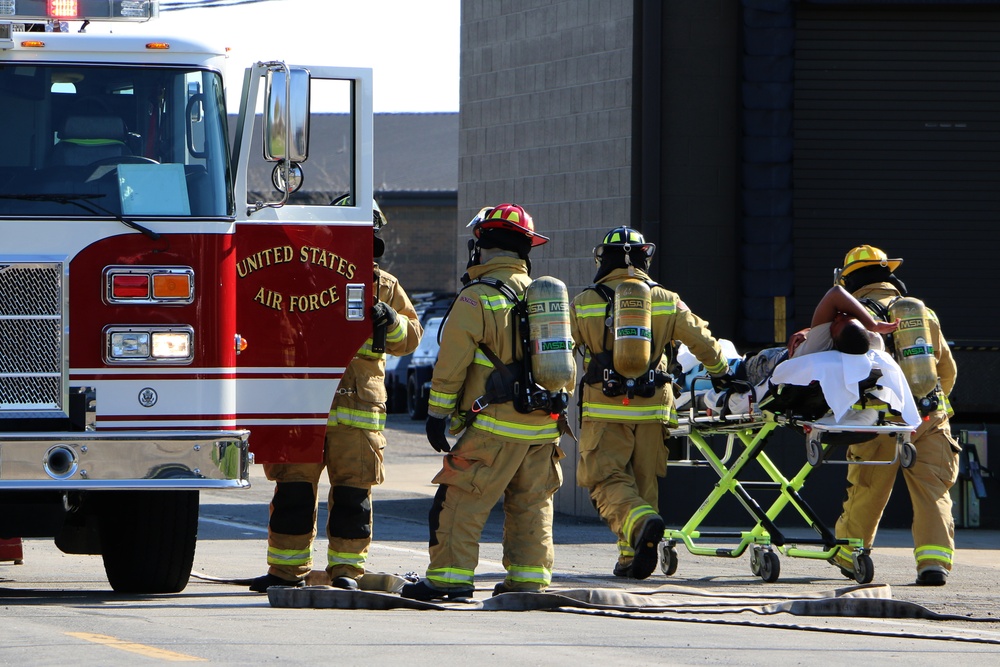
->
xmin=99 ymin=490 xmax=199 ymax=594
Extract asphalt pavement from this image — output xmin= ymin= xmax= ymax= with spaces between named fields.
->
xmin=2 ymin=413 xmax=998 ymax=664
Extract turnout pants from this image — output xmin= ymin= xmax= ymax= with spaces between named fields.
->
xmin=577 ymin=420 xmax=667 ymax=565
xmin=835 ymin=410 xmax=960 ymax=574
xmin=426 ymin=427 xmax=564 ymax=592
xmin=263 ymin=423 xmax=386 ymax=581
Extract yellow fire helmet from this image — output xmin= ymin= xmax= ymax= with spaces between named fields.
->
xmin=836 ymin=244 xmax=902 ymax=285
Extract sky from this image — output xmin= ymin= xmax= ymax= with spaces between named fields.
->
xmin=90 ymin=0 xmax=460 ymax=113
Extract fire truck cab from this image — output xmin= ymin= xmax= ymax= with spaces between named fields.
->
xmin=0 ymin=1 xmax=375 ymax=592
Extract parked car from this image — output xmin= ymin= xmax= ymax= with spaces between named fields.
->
xmin=384 ymin=292 xmax=453 ymax=413
xmin=405 ymin=316 xmax=443 ymax=420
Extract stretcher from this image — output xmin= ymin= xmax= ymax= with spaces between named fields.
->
xmin=661 ymin=361 xmax=918 ymax=585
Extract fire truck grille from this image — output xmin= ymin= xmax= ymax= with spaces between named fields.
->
xmin=0 ymin=262 xmax=66 ymax=412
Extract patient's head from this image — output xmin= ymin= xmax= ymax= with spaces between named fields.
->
xmin=831 ymin=314 xmax=871 ymax=355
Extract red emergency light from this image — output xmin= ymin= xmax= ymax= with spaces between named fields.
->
xmin=48 ymin=0 xmax=78 ymax=18
xmin=111 ymin=274 xmax=149 ymax=299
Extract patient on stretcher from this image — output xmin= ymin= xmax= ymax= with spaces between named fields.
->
xmin=677 ymin=286 xmax=920 ymax=428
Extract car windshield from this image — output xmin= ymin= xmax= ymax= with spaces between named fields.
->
xmin=0 ymin=63 xmax=232 ymax=218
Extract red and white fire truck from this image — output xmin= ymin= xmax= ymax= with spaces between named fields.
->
xmin=0 ymin=1 xmax=375 ymax=592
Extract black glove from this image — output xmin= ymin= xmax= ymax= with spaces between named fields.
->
xmin=710 ymin=373 xmax=734 ymax=392
xmin=371 ymin=302 xmax=398 ymax=330
xmin=711 ymin=372 xmax=752 ymax=394
xmin=425 ymin=416 xmax=450 ymax=453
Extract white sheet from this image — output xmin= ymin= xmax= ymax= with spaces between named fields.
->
xmin=770 ymin=349 xmax=920 ymax=428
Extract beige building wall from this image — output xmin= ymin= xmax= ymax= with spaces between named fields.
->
xmin=459 ymin=0 xmax=635 ymax=517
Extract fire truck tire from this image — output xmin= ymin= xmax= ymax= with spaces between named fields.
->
xmin=99 ymin=490 xmax=199 ymax=594
xmin=407 ymin=373 xmax=428 ymax=420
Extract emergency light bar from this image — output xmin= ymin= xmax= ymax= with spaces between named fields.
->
xmin=0 ymin=0 xmax=158 ymax=21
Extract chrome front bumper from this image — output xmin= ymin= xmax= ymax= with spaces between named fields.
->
xmin=0 ymin=430 xmax=251 ymax=490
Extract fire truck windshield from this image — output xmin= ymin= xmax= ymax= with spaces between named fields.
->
xmin=0 ymin=63 xmax=232 ymax=219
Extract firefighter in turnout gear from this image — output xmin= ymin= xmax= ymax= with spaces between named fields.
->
xmin=831 ymin=245 xmax=959 ymax=586
xmin=401 ymin=203 xmax=572 ymax=601
xmin=570 ymin=227 xmax=732 ymax=580
xmin=250 ymin=200 xmax=422 ymax=592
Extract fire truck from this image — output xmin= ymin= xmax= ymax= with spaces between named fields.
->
xmin=0 ymin=1 xmax=375 ymax=592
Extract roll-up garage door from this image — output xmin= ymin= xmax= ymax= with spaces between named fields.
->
xmin=792 ymin=4 xmax=1000 ymax=344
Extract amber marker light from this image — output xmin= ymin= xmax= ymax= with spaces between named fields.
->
xmin=152 ymin=273 xmax=192 ymax=300
xmin=145 ymin=42 xmax=170 ymax=50
xmin=20 ymin=40 xmax=45 ymax=47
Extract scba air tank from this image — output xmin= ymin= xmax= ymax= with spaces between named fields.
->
xmin=613 ymin=280 xmax=652 ymax=379
xmin=888 ymin=297 xmax=939 ymax=397
xmin=525 ymin=276 xmax=575 ymax=391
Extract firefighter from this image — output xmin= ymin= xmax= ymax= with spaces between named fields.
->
xmin=400 ymin=203 xmax=570 ymax=601
xmin=250 ymin=199 xmax=422 ymax=592
xmin=570 ymin=226 xmax=733 ymax=579
xmin=830 ymin=245 xmax=959 ymax=586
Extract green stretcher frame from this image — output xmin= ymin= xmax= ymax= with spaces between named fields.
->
xmin=662 ymin=413 xmax=915 ymax=584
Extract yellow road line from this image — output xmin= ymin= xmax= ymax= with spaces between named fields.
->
xmin=66 ymin=632 xmax=206 ymax=662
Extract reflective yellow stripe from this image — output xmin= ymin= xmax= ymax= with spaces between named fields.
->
xmin=473 ymin=349 xmax=495 ymax=368
xmin=429 ymin=389 xmax=457 ymax=411
xmin=506 ymin=564 xmax=552 ymax=587
xmin=622 ymin=505 xmax=657 ymax=546
xmin=333 ymin=406 xmax=385 ymax=431
xmin=705 ymin=360 xmax=728 ymax=376
xmin=386 ymin=320 xmax=406 ymax=343
xmin=582 ymin=402 xmax=668 ymax=421
xmin=481 ymin=293 xmax=513 ymax=311
xmin=575 ymin=302 xmax=607 ymax=318
xmin=470 ymin=413 xmax=560 ymax=440
xmin=328 ymin=548 xmax=366 ymax=569
xmin=650 ymin=300 xmax=676 ymax=316
xmin=427 ymin=566 xmax=475 ymax=588
xmin=914 ymin=544 xmax=953 ymax=566
xmin=617 ymin=538 xmax=634 ymax=558
xmin=356 ymin=338 xmax=384 ymax=359
xmin=267 ymin=547 xmax=311 ymax=567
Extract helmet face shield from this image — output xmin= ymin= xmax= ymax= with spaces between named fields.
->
xmin=594 ymin=226 xmax=655 ymax=262
xmin=331 ymin=194 xmax=387 ymax=230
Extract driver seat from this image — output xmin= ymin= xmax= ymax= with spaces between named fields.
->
xmin=50 ymin=115 xmax=132 ymax=166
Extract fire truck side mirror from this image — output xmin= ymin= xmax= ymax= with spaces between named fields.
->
xmin=264 ymin=66 xmax=311 ymax=164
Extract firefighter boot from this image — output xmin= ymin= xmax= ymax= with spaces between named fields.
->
xmin=492 ymin=581 xmax=542 ymax=596
xmin=248 ymin=573 xmax=303 ymax=593
xmin=400 ymin=579 xmax=473 ymax=601
xmin=630 ymin=516 xmax=666 ymax=580
xmin=331 ymin=576 xmax=359 ymax=590
xmin=916 ymin=565 xmax=948 ymax=586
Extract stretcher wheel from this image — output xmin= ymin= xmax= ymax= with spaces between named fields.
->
xmin=806 ymin=438 xmax=824 ymax=467
xmin=853 ymin=554 xmax=874 ymax=584
xmin=900 ymin=442 xmax=917 ymax=469
xmin=759 ymin=551 xmax=780 ymax=583
xmin=749 ymin=546 xmax=763 ymax=576
xmin=659 ymin=543 xmax=678 ymax=576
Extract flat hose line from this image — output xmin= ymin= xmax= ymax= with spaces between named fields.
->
xmin=253 ymin=576 xmax=1000 ymax=646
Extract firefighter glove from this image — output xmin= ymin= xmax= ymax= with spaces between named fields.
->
xmin=710 ymin=372 xmax=735 ymax=392
xmin=711 ymin=372 xmax=752 ymax=394
xmin=371 ymin=302 xmax=398 ymax=330
xmin=426 ymin=416 xmax=451 ymax=452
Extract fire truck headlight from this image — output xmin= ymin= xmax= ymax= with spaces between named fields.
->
xmin=151 ymin=331 xmax=192 ymax=359
xmin=110 ymin=332 xmax=150 ymax=359
xmin=106 ymin=327 xmax=193 ymax=364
